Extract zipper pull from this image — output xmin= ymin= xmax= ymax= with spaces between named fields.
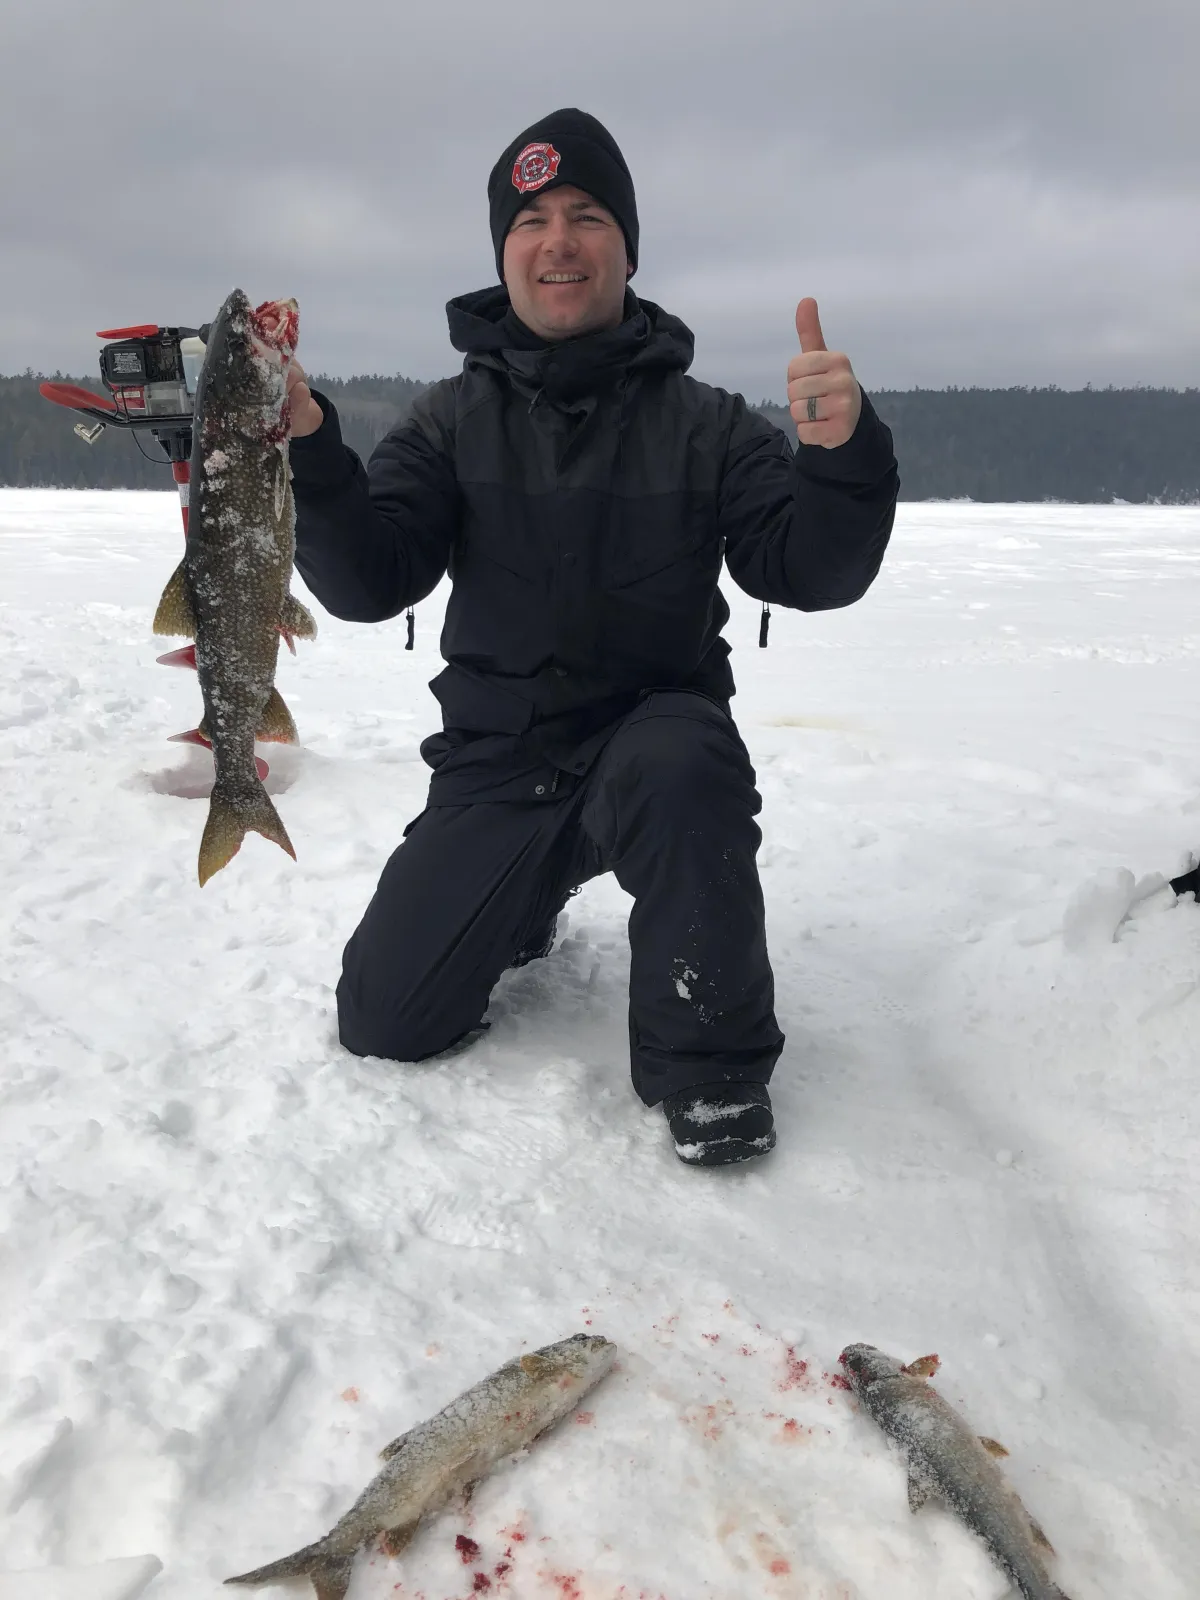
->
xmin=758 ymin=604 xmax=771 ymax=648
xmin=405 ymin=608 xmax=415 ymax=650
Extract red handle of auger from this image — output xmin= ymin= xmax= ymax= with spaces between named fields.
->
xmin=172 ymin=460 xmax=190 ymax=539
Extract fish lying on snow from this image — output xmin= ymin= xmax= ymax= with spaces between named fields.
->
xmin=225 ymin=1332 xmax=617 ymax=1600
xmin=153 ymin=288 xmax=316 ymax=886
xmin=839 ymin=1345 xmax=1073 ymax=1600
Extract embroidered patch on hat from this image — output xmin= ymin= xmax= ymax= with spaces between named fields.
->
xmin=511 ymin=141 xmax=562 ymax=194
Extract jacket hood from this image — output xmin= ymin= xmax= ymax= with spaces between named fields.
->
xmin=445 ymin=286 xmax=694 ymax=404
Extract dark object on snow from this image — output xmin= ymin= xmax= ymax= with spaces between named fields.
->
xmin=663 ymin=1082 xmax=776 ymax=1166
xmin=1169 ymin=863 xmax=1200 ymax=899
xmin=336 ymin=691 xmax=785 ymax=1106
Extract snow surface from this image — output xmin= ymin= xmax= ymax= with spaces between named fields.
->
xmin=2 ymin=490 xmax=1199 ymax=1600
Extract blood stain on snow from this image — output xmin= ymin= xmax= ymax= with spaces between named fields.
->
xmin=702 ymin=1332 xmax=720 ymax=1345
xmin=456 ymin=1535 xmax=482 ymax=1564
xmin=340 ymin=1386 xmax=360 ymax=1402
xmin=472 ymin=1575 xmax=492 ymax=1593
xmin=824 ymin=1371 xmax=853 ymax=1391
xmin=494 ymin=1560 xmax=513 ymax=1578
xmin=574 ymin=1410 xmax=595 ymax=1425
xmin=738 ymin=1345 xmax=754 ymax=1357
xmin=546 ymin=1575 xmax=583 ymax=1599
xmin=769 ymin=1558 xmax=791 ymax=1576
xmin=777 ymin=1345 xmax=809 ymax=1391
xmin=684 ymin=1397 xmax=735 ymax=1440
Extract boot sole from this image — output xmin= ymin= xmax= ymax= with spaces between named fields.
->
xmin=673 ymin=1129 xmax=777 ymax=1168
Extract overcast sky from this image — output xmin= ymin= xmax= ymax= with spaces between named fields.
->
xmin=3 ymin=0 xmax=1197 ymax=400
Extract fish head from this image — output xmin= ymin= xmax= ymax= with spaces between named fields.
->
xmin=525 ymin=1333 xmax=618 ymax=1392
xmin=838 ymin=1343 xmax=907 ymax=1391
xmin=197 ymin=289 xmax=299 ymax=442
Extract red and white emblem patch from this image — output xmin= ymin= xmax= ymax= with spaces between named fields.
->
xmin=511 ymin=141 xmax=562 ymax=195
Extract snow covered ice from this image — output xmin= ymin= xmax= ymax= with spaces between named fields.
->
xmin=2 ymin=491 xmax=1198 ymax=1599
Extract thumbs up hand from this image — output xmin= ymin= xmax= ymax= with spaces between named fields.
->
xmin=787 ymin=298 xmax=863 ymax=449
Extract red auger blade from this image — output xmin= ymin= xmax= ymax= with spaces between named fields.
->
xmin=95 ymin=324 xmax=161 ymax=339
xmin=168 ymin=728 xmax=269 ymax=781
xmin=39 ymin=381 xmax=117 ymax=415
xmin=156 ymin=645 xmax=197 ymax=670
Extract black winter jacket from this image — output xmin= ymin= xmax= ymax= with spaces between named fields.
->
xmin=290 ymin=287 xmax=899 ymax=804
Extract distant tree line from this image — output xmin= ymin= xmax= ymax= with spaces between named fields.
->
xmin=2 ymin=369 xmax=1196 ymax=502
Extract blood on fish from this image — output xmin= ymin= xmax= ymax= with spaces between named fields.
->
xmin=455 ymin=1535 xmax=481 ymax=1564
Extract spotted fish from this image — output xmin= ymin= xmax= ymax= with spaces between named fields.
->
xmin=840 ymin=1344 xmax=1074 ymax=1600
xmin=225 ymin=1333 xmax=617 ymax=1600
xmin=153 ymin=288 xmax=315 ymax=885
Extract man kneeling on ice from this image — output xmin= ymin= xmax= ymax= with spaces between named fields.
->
xmin=287 ymin=109 xmax=899 ymax=1166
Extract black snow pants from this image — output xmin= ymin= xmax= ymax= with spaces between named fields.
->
xmin=337 ymin=691 xmax=785 ymax=1104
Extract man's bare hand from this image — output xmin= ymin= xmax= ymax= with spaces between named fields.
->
xmin=787 ymin=299 xmax=862 ymax=449
xmin=287 ymin=359 xmax=324 ymax=438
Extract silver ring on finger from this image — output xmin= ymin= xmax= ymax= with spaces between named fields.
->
xmin=806 ymin=394 xmax=818 ymax=423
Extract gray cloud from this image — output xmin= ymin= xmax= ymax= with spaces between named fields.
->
xmin=3 ymin=0 xmax=1197 ymax=398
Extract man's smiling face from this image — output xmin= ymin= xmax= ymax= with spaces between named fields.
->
xmin=502 ymin=184 xmax=632 ymax=342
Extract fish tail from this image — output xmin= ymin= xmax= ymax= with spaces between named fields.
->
xmin=224 ymin=1538 xmax=354 ymax=1600
xmin=198 ymin=776 xmax=295 ymax=886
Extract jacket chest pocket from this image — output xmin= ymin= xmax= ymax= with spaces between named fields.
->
xmin=601 ymin=490 xmax=722 ymax=593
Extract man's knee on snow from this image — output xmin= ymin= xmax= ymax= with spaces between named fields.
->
xmin=336 ymin=976 xmax=482 ymax=1064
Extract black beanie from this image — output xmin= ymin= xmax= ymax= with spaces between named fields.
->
xmin=488 ymin=108 xmax=639 ymax=282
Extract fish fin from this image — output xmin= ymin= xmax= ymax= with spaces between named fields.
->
xmin=902 ymin=1354 xmax=941 ymax=1379
xmin=907 ymin=1466 xmax=936 ymax=1513
xmin=1028 ymin=1516 xmax=1056 ymax=1556
xmin=198 ymin=779 xmax=295 ymax=886
xmin=378 ymin=1520 xmax=419 ymax=1558
xmin=280 ymin=592 xmax=318 ymax=641
xmin=225 ymin=1540 xmax=353 ymax=1600
xmin=274 ymin=450 xmax=288 ymax=521
xmin=520 ymin=1353 xmax=556 ymax=1380
xmin=256 ymin=686 xmax=299 ymax=744
xmin=978 ymin=1435 xmax=1010 ymax=1458
xmin=152 ymin=559 xmax=196 ymax=638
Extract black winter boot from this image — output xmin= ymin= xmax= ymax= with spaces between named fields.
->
xmin=662 ymin=1082 xmax=776 ymax=1167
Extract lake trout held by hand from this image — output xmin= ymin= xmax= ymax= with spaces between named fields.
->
xmin=225 ymin=1332 xmax=617 ymax=1600
xmin=840 ymin=1344 xmax=1074 ymax=1600
xmin=153 ymin=288 xmax=316 ymax=886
